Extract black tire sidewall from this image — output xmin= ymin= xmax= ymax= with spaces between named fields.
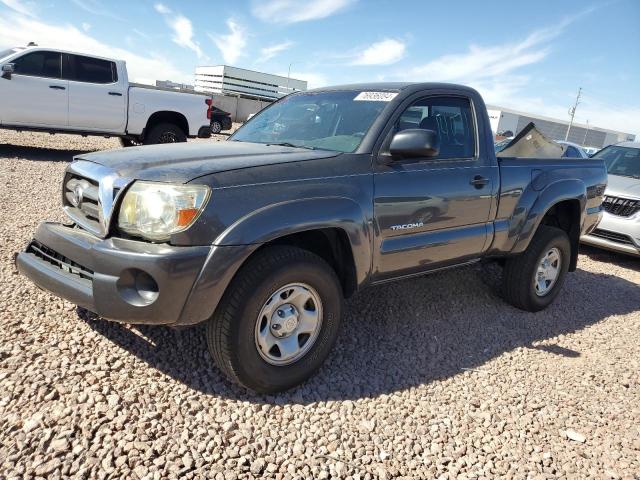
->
xmin=146 ymin=123 xmax=186 ymax=144
xmin=230 ymin=257 xmax=342 ymax=392
xmin=526 ymin=230 xmax=571 ymax=310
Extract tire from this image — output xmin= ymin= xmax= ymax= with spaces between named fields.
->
xmin=206 ymin=246 xmax=343 ymax=393
xmin=210 ymin=120 xmax=222 ymax=134
xmin=503 ymin=225 xmax=571 ymax=312
xmin=144 ymin=122 xmax=186 ymax=145
xmin=119 ymin=137 xmax=140 ymax=148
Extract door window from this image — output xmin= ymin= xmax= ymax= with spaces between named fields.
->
xmin=67 ymin=54 xmax=117 ymax=84
xmin=395 ymin=96 xmax=476 ymax=159
xmin=12 ymin=51 xmax=62 ymax=78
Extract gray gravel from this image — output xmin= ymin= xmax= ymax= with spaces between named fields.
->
xmin=1 ymin=130 xmax=639 ymax=479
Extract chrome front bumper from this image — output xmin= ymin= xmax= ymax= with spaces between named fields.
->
xmin=581 ymin=210 xmax=640 ymax=257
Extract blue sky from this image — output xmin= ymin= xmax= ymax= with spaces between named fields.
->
xmin=1 ymin=0 xmax=639 ymax=134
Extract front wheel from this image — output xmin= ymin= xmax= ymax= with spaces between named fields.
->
xmin=502 ymin=225 xmax=571 ymax=312
xmin=206 ymin=246 xmax=343 ymax=393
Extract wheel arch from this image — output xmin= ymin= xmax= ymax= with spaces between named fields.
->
xmin=143 ymin=110 xmax=189 ymax=138
xmin=214 ymin=197 xmax=371 ymax=290
xmin=511 ymin=179 xmax=586 ymax=271
xmin=177 ymin=198 xmax=371 ymax=326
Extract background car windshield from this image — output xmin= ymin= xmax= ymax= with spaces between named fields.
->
xmin=0 ymin=48 xmax=19 ymax=61
xmin=593 ymin=146 xmax=640 ymax=178
xmin=230 ymin=91 xmax=391 ymax=153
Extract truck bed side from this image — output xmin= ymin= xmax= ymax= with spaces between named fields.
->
xmin=487 ymin=156 xmax=607 ymax=264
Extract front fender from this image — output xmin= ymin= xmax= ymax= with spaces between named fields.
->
xmin=511 ymin=178 xmax=586 ymax=254
xmin=214 ymin=197 xmax=372 ymax=286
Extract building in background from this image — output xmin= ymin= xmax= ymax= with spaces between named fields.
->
xmin=487 ymin=105 xmax=635 ymax=148
xmin=155 ymin=79 xmax=194 ymax=91
xmin=194 ymin=65 xmax=307 ymax=101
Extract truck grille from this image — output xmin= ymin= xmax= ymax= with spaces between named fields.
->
xmin=62 ymin=160 xmax=131 ymax=238
xmin=590 ymin=229 xmax=634 ymax=245
xmin=602 ymin=195 xmax=640 ymax=217
xmin=27 ymin=241 xmax=94 ymax=280
xmin=64 ymin=174 xmax=101 ymax=221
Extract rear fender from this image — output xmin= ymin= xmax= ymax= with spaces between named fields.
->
xmin=511 ymin=179 xmax=586 ymax=255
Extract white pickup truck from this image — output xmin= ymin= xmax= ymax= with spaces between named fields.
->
xmin=0 ymin=46 xmax=212 ymax=145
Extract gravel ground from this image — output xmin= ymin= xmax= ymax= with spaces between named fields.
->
xmin=0 ymin=130 xmax=639 ymax=479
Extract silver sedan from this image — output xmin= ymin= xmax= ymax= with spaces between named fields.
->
xmin=582 ymin=141 xmax=640 ymax=257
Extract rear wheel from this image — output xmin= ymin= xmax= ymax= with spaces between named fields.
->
xmin=144 ymin=122 xmax=186 ymax=145
xmin=210 ymin=120 xmax=223 ymax=134
xmin=503 ymin=225 xmax=571 ymax=311
xmin=206 ymin=246 xmax=343 ymax=393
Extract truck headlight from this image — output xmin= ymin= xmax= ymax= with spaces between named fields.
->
xmin=118 ymin=181 xmax=210 ymax=241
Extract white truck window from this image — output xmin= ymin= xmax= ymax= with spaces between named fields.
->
xmin=12 ymin=51 xmax=62 ymax=79
xmin=68 ymin=54 xmax=117 ymax=84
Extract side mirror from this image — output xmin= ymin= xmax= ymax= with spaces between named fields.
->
xmin=389 ymin=129 xmax=440 ymax=159
xmin=1 ymin=63 xmax=14 ymax=79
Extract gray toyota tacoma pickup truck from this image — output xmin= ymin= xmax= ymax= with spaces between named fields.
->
xmin=16 ymin=83 xmax=607 ymax=393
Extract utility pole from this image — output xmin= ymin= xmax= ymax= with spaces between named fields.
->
xmin=285 ymin=61 xmax=300 ymax=95
xmin=583 ymin=119 xmax=590 ymax=146
xmin=565 ymin=87 xmax=582 ymax=141
xmin=286 ymin=62 xmax=294 ymax=93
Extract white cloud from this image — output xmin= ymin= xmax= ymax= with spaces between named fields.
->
xmin=154 ymin=3 xmax=203 ymax=59
xmin=71 ymin=0 xmax=120 ymax=19
xmin=0 ymin=0 xmax=35 ymax=17
xmin=258 ymin=41 xmax=293 ymax=63
xmin=81 ymin=22 xmax=91 ymax=32
xmin=351 ymin=38 xmax=405 ymax=66
xmin=0 ymin=13 xmax=190 ymax=84
xmin=208 ymin=19 xmax=247 ymax=65
xmin=253 ymin=0 xmax=354 ymax=24
xmin=154 ymin=2 xmax=170 ymax=14
xmin=408 ymin=31 xmax=556 ymax=83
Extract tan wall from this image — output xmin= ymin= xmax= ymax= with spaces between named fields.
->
xmin=209 ymin=94 xmax=271 ymax=122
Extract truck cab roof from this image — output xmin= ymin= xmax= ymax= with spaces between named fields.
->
xmin=1 ymin=45 xmax=125 ymax=65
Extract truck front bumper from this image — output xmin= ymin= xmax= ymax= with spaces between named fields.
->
xmin=16 ymin=222 xmax=255 ymax=326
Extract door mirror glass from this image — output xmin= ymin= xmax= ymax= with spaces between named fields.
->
xmin=1 ymin=63 xmax=14 ymax=79
xmin=389 ymin=129 xmax=440 ymax=159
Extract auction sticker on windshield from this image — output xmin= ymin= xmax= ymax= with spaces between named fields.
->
xmin=354 ymin=91 xmax=398 ymax=102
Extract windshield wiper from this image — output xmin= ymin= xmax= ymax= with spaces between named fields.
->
xmin=266 ymin=142 xmax=317 ymax=150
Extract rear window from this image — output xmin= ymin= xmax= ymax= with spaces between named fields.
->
xmin=68 ymin=54 xmax=117 ymax=84
xmin=12 ymin=51 xmax=62 ymax=78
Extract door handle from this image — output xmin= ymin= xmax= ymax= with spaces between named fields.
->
xmin=108 ymin=92 xmax=122 ymax=96
xmin=49 ymin=85 xmax=66 ymax=90
xmin=470 ymin=175 xmax=489 ymax=189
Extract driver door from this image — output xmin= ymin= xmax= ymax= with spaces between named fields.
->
xmin=371 ymin=94 xmax=498 ymax=282
xmin=0 ymin=50 xmax=68 ymax=127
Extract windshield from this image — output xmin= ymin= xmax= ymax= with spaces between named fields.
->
xmin=230 ymin=91 xmax=393 ymax=153
xmin=0 ymin=48 xmax=19 ymax=61
xmin=593 ymin=145 xmax=640 ymax=178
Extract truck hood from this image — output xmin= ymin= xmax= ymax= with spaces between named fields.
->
xmin=606 ymin=174 xmax=640 ymax=199
xmin=75 ymin=141 xmax=340 ymax=183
